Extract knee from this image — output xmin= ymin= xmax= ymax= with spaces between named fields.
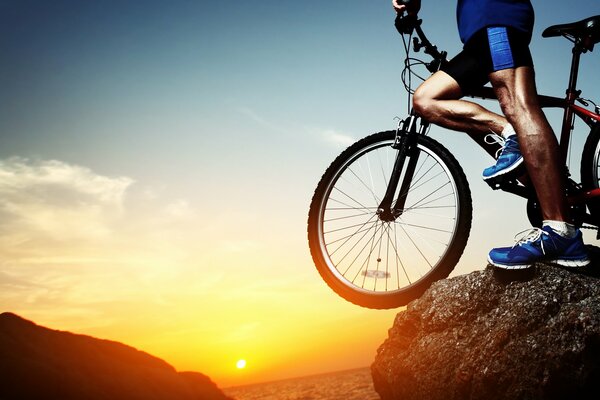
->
xmin=412 ymin=87 xmax=435 ymax=119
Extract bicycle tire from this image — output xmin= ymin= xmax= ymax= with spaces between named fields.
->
xmin=580 ymin=123 xmax=600 ymax=223
xmin=307 ymin=130 xmax=472 ymax=309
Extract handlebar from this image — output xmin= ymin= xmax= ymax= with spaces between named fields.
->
xmin=395 ymin=14 xmax=447 ymax=73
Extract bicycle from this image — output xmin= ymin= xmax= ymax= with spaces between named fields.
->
xmin=307 ymin=10 xmax=600 ymax=309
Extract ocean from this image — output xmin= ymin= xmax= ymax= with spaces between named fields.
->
xmin=223 ymin=367 xmax=380 ymax=400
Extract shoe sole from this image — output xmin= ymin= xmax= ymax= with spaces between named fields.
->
xmin=549 ymin=258 xmax=591 ymax=268
xmin=482 ymin=157 xmax=525 ymax=181
xmin=488 ymin=255 xmax=591 ymax=270
xmin=487 ymin=255 xmax=532 ymax=270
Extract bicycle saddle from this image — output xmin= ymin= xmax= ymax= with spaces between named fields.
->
xmin=542 ymin=15 xmax=600 ymax=52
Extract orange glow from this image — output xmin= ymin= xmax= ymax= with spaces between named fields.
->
xmin=0 ymin=157 xmax=401 ymax=388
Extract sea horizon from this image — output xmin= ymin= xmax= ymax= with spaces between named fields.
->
xmin=223 ymin=366 xmax=379 ymax=400
xmin=223 ymin=365 xmax=371 ymax=389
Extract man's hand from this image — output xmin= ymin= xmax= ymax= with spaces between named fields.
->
xmin=392 ymin=0 xmax=406 ymax=14
xmin=392 ymin=0 xmax=421 ymax=15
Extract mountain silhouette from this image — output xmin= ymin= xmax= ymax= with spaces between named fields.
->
xmin=0 ymin=312 xmax=233 ymax=400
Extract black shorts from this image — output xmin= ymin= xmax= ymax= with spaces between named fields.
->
xmin=441 ymin=26 xmax=534 ymax=95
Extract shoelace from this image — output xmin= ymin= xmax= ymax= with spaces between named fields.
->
xmin=484 ymin=132 xmax=506 ymax=159
xmin=513 ymin=228 xmax=548 ymax=254
xmin=484 ymin=132 xmax=519 ymax=159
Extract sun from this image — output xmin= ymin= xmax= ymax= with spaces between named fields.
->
xmin=236 ymin=359 xmax=247 ymax=369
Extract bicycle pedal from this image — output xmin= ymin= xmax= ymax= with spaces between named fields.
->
xmin=484 ymin=174 xmax=520 ymax=190
xmin=483 ymin=164 xmax=527 ymax=190
xmin=485 ymin=179 xmax=502 ymax=190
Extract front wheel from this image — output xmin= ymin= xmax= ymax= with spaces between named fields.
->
xmin=307 ymin=131 xmax=472 ymax=309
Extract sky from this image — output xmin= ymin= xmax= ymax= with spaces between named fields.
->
xmin=0 ymin=0 xmax=599 ymax=388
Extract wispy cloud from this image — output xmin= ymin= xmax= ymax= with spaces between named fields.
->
xmin=218 ymin=321 xmax=261 ymax=344
xmin=320 ymin=129 xmax=356 ymax=147
xmin=238 ymin=107 xmax=284 ymax=134
xmin=237 ymin=107 xmax=357 ymax=150
xmin=165 ymin=199 xmax=194 ymax=219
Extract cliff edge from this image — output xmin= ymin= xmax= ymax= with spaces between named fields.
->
xmin=371 ymin=263 xmax=600 ymax=400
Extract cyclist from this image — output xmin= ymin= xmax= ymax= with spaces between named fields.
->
xmin=392 ymin=0 xmax=590 ymax=269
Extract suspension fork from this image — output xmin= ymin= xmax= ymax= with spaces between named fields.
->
xmin=377 ymin=113 xmax=426 ymax=221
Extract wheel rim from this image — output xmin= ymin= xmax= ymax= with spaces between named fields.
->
xmin=317 ymin=138 xmax=461 ymax=296
xmin=592 ymin=138 xmax=600 ymax=187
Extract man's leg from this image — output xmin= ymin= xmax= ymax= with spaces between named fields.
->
xmin=489 ymin=66 xmax=568 ymax=222
xmin=486 ymin=65 xmax=589 ymax=269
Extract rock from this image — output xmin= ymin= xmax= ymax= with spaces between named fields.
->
xmin=371 ymin=264 xmax=600 ymax=400
xmin=0 ymin=313 xmax=233 ymax=400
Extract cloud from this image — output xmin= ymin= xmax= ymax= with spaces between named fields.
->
xmin=0 ymin=157 xmax=132 ymax=203
xmin=218 ymin=321 xmax=261 ymax=344
xmin=237 ymin=107 xmax=357 ymax=151
xmin=320 ymin=129 xmax=356 ymax=147
xmin=0 ymin=157 xmax=134 ymax=242
xmin=238 ymin=107 xmax=283 ymax=133
xmin=0 ymin=268 xmax=41 ymax=290
xmin=0 ymin=156 xmax=239 ymax=334
xmin=165 ymin=199 xmax=193 ymax=219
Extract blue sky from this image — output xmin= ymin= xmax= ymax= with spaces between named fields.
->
xmin=0 ymin=0 xmax=599 ymax=386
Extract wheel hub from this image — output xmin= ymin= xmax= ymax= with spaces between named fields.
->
xmin=377 ymin=207 xmax=399 ymax=222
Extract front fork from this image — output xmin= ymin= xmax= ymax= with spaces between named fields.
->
xmin=377 ymin=113 xmax=428 ymax=221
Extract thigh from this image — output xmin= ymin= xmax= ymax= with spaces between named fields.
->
xmin=414 ymin=70 xmax=463 ymax=101
xmin=489 ymin=66 xmax=541 ymax=113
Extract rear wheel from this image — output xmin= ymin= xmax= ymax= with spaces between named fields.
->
xmin=307 ymin=131 xmax=472 ymax=309
xmin=580 ymin=124 xmax=600 ymax=225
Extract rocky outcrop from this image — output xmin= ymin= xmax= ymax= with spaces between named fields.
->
xmin=371 ymin=264 xmax=600 ymax=400
xmin=0 ymin=313 xmax=233 ymax=400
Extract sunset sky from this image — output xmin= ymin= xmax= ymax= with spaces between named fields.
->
xmin=1 ymin=0 xmax=598 ymax=388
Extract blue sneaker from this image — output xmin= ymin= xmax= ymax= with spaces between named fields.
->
xmin=488 ymin=226 xmax=590 ymax=270
xmin=482 ymin=134 xmax=524 ymax=181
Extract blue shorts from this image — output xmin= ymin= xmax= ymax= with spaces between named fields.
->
xmin=441 ymin=26 xmax=534 ymax=95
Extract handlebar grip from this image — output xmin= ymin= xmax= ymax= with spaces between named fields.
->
xmin=398 ymin=0 xmax=421 ymax=8
xmin=395 ymin=14 xmax=418 ymax=35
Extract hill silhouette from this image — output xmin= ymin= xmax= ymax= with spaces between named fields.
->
xmin=0 ymin=312 xmax=233 ymax=400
